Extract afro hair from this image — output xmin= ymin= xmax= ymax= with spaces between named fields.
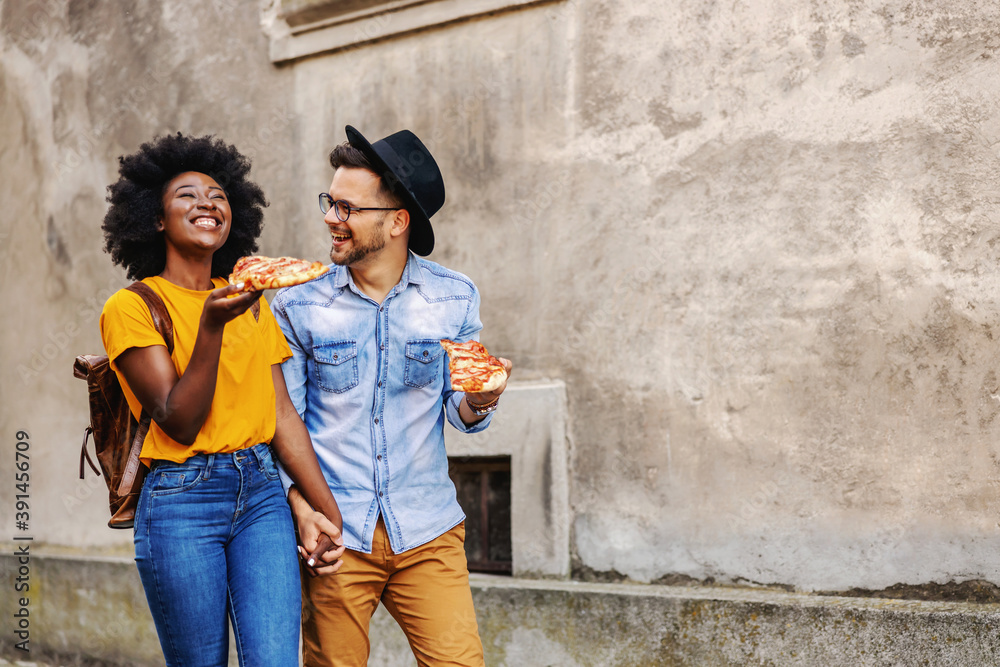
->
xmin=102 ymin=132 xmax=268 ymax=280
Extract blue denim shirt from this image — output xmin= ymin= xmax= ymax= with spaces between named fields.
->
xmin=272 ymin=253 xmax=493 ymax=553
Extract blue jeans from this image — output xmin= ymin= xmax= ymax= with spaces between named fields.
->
xmin=134 ymin=443 xmax=300 ymax=667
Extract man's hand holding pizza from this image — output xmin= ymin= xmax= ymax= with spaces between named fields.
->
xmin=440 ymin=339 xmax=513 ymax=426
xmin=466 ymin=356 xmax=513 ymax=401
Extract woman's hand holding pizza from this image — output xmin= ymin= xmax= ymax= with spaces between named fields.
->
xmin=200 ymin=284 xmax=262 ymax=332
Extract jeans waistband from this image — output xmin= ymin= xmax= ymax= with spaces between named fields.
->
xmin=150 ymin=443 xmax=272 ymax=473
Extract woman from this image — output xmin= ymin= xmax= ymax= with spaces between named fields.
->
xmin=99 ymin=133 xmax=342 ymax=667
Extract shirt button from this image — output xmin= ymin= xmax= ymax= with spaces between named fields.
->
xmin=374 ymin=418 xmax=379 ymax=424
xmin=377 ymin=454 xmax=382 ymax=460
xmin=333 ymin=354 xmax=338 ymax=360
xmin=378 ymin=381 xmax=382 ymax=387
xmin=379 ymin=491 xmax=383 ymax=497
xmin=422 ymin=350 xmax=428 ymax=357
xmin=380 ymin=343 xmax=384 ymax=350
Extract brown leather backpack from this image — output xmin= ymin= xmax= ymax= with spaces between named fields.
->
xmin=74 ymin=282 xmax=174 ymax=529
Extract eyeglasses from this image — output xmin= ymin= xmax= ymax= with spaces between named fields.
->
xmin=318 ymin=193 xmax=398 ymax=222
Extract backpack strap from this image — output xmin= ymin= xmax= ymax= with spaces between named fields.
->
xmin=115 ymin=282 xmax=175 ymax=496
xmin=123 ymin=281 xmax=257 ymax=342
xmin=126 ymin=282 xmax=174 ymax=354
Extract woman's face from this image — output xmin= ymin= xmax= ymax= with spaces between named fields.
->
xmin=158 ymin=171 xmax=232 ymax=256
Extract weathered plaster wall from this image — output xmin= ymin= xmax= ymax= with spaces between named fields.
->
xmin=3 ymin=0 xmax=1000 ymax=601
xmin=551 ymin=0 xmax=1000 ymax=591
xmin=275 ymin=0 xmax=1000 ymax=592
xmin=0 ymin=0 xmax=298 ymax=549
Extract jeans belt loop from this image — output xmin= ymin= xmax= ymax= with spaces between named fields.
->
xmin=205 ymin=453 xmax=215 ymax=480
xmin=253 ymin=442 xmax=268 ymax=472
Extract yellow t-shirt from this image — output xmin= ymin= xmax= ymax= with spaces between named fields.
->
xmin=99 ymin=276 xmax=292 ymax=464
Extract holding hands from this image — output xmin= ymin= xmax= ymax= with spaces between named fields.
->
xmin=288 ymin=486 xmax=346 ymax=576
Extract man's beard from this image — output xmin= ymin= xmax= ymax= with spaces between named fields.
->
xmin=330 ymin=216 xmax=386 ymax=266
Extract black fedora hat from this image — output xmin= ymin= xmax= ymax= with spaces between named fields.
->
xmin=345 ymin=125 xmax=445 ymax=256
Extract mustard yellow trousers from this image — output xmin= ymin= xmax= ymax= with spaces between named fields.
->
xmin=301 ymin=518 xmax=485 ymax=667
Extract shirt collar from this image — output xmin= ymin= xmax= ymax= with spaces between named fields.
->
xmin=401 ymin=251 xmax=426 ymax=287
xmin=331 ymin=263 xmax=350 ymax=289
xmin=334 ymin=251 xmax=426 ymax=297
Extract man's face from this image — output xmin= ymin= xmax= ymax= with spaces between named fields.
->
xmin=325 ymin=167 xmax=393 ymax=267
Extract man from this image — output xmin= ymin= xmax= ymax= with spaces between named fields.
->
xmin=272 ymin=125 xmax=511 ymax=666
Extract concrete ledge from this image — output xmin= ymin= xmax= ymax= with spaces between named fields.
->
xmin=4 ymin=552 xmax=1000 ymax=665
xmin=265 ymin=0 xmax=563 ymax=63
xmin=1 ymin=551 xmax=162 ymax=666
xmin=468 ymin=576 xmax=1000 ymax=665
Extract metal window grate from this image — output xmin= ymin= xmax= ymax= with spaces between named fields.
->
xmin=448 ymin=455 xmax=512 ymax=574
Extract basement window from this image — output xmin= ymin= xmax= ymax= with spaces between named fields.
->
xmin=448 ymin=455 xmax=512 ymax=574
xmin=444 ymin=380 xmax=569 ymax=578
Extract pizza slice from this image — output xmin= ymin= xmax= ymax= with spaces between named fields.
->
xmin=439 ymin=339 xmax=508 ymax=393
xmin=229 ymin=255 xmax=329 ymax=291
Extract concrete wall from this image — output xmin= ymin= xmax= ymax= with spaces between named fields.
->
xmin=5 ymin=553 xmax=999 ymax=666
xmin=0 ymin=0 xmax=300 ymax=550
xmin=538 ymin=0 xmax=1000 ymax=592
xmin=560 ymin=0 xmax=1000 ymax=591
xmin=4 ymin=0 xmax=1000 ymax=643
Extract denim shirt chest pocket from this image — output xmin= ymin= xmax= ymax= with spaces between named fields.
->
xmin=313 ymin=340 xmax=359 ymax=393
xmin=404 ymin=340 xmax=445 ymax=388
